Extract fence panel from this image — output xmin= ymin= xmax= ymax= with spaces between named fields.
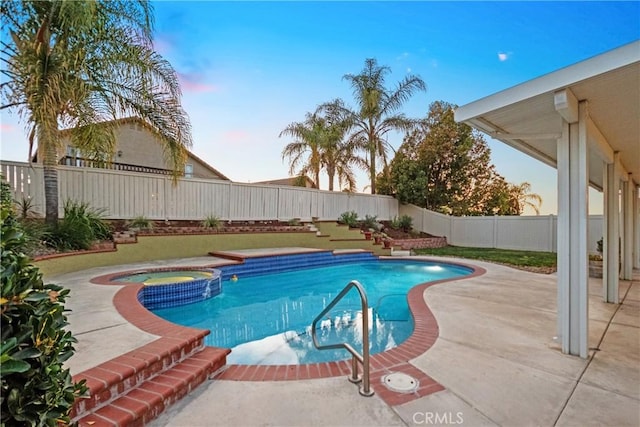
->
xmin=318 ymin=191 xmax=350 ymax=220
xmin=451 ymin=217 xmax=495 ymax=248
xmin=1 ymin=162 xmax=45 ymax=217
xmin=165 ymin=178 xmax=230 ymax=220
xmin=277 ymin=186 xmax=315 ymax=220
xmin=588 ymin=215 xmax=603 ymax=254
xmin=229 ymin=183 xmax=279 ymax=220
xmin=495 ymin=216 xmax=555 ymax=252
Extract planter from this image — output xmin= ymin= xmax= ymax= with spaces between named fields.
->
xmin=373 ymin=235 xmax=383 ymax=245
xmin=589 ymin=259 xmax=603 ymax=278
xmin=382 ymin=239 xmax=392 ymax=249
xmin=363 ymin=231 xmax=372 ymax=240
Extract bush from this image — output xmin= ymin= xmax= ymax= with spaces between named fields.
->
xmin=390 ymin=215 xmax=413 ymax=232
xmin=287 ymin=218 xmax=301 ymax=226
xmin=362 ymin=214 xmax=379 ymax=231
xmin=1 ymin=206 xmax=87 ymax=425
xmin=338 ymin=211 xmax=359 ymax=228
xmin=15 ymin=197 xmax=39 ymax=220
xmin=389 ymin=216 xmax=401 ymax=230
xmin=201 ymin=214 xmax=222 ymax=230
xmin=1 ymin=177 xmax=13 ymax=216
xmin=46 ymin=200 xmax=112 ymax=251
xmin=398 ymin=215 xmax=413 ymax=232
xmin=127 ymin=215 xmax=154 ymax=231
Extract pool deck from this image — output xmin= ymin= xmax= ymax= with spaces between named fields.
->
xmin=56 ymin=248 xmax=639 ymax=426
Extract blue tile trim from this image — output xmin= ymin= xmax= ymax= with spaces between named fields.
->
xmin=139 ymin=269 xmax=222 ymax=310
xmin=218 ymin=251 xmax=376 ymax=280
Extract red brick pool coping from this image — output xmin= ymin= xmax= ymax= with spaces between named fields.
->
xmin=92 ymin=258 xmax=486 ymax=406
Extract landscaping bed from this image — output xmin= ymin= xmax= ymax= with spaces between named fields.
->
xmin=108 ymin=219 xmax=309 ymax=235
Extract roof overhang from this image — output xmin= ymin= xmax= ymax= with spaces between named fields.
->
xmin=455 ymin=41 xmax=640 ymax=189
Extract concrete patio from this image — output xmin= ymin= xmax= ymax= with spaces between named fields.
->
xmin=56 ymin=254 xmax=639 ymax=426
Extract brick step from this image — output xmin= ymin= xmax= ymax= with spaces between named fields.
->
xmin=72 ymin=332 xmax=210 ymax=419
xmin=75 ymin=347 xmax=228 ymax=426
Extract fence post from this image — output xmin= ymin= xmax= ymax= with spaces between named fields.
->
xmin=493 ymin=215 xmax=498 ymax=248
xmin=163 ymin=176 xmax=168 ymax=221
xmin=449 ymin=215 xmax=453 ymax=246
xmin=548 ymin=214 xmax=555 ymax=252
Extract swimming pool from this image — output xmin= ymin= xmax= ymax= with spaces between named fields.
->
xmin=152 ymin=258 xmax=471 ymax=365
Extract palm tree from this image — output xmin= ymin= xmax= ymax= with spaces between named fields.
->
xmin=281 ymin=102 xmax=360 ymax=191
xmin=508 ymin=182 xmax=543 ymax=215
xmin=280 ymin=111 xmax=324 ymax=189
xmin=1 ymin=0 xmax=192 ymax=224
xmin=342 ymin=58 xmax=426 ymax=194
xmin=317 ymin=100 xmax=361 ymax=192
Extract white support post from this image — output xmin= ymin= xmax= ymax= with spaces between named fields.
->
xmin=556 ymin=102 xmax=590 ymax=358
xmin=556 ymin=123 xmax=570 ymax=348
xmin=622 ymin=175 xmax=634 ymax=279
xmin=603 ymin=153 xmax=620 ymax=303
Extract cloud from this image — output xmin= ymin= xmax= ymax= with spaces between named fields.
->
xmin=396 ymin=52 xmax=410 ymax=61
xmin=0 ymin=123 xmax=17 ymax=132
xmin=498 ymin=52 xmax=509 ymax=62
xmin=177 ymin=72 xmax=219 ymax=93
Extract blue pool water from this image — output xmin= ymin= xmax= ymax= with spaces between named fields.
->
xmin=152 ymin=259 xmax=471 ymax=365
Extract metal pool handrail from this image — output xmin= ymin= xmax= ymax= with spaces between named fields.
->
xmin=311 ymin=280 xmax=374 ymax=397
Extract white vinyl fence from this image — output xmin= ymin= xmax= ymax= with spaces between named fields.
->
xmin=400 ymin=204 xmax=604 ymax=254
xmin=2 ymin=161 xmax=606 ymax=253
xmin=1 ymin=161 xmax=398 ymax=221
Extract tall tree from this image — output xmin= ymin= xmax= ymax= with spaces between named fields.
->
xmin=342 ymin=58 xmax=426 ymax=194
xmin=281 ymin=101 xmax=360 ymax=191
xmin=280 ymin=111 xmax=323 ymax=189
xmin=317 ymin=99 xmax=361 ymax=192
xmin=1 ymin=0 xmax=192 ymax=224
xmin=385 ymin=101 xmax=512 ymax=216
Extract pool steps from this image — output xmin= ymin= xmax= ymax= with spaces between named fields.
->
xmin=72 ymin=333 xmax=229 ymax=426
xmin=212 ymin=251 xmax=377 ymax=281
xmin=70 ymin=281 xmax=231 ymax=426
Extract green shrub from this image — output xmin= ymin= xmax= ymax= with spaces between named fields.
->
xmin=201 ymin=214 xmax=222 ymax=230
xmin=287 ymin=218 xmax=301 ymax=226
xmin=15 ymin=197 xmax=38 ymax=220
xmin=1 ymin=206 xmax=87 ymax=425
xmin=390 ymin=215 xmax=413 ymax=232
xmin=127 ymin=215 xmax=154 ymax=231
xmin=1 ymin=177 xmax=13 ymax=216
xmin=46 ymin=200 xmax=112 ymax=251
xmin=362 ymin=214 xmax=379 ymax=231
xmin=389 ymin=216 xmax=401 ymax=230
xmin=398 ymin=214 xmax=413 ymax=232
xmin=338 ymin=211 xmax=359 ymax=228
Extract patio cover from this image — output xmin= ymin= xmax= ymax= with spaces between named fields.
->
xmin=455 ymin=40 xmax=640 ymax=357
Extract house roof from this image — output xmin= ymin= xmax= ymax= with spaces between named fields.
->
xmin=455 ymin=41 xmax=640 ymax=189
xmin=253 ymin=176 xmax=316 ymax=187
xmin=57 ymin=117 xmax=230 ymax=181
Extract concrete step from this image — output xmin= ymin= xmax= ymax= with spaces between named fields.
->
xmin=75 ymin=347 xmax=228 ymax=426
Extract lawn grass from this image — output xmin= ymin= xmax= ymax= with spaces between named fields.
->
xmin=413 ymin=246 xmax=557 ymax=268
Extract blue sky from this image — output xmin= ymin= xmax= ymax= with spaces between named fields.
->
xmin=1 ymin=1 xmax=638 ymax=214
